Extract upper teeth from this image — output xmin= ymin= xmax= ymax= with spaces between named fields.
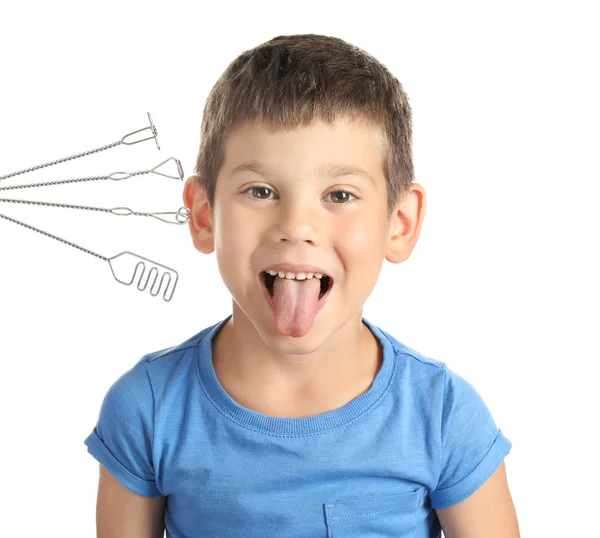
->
xmin=266 ymin=270 xmax=324 ymax=280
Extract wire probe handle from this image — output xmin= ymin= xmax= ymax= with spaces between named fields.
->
xmin=0 ymin=112 xmax=160 ymax=182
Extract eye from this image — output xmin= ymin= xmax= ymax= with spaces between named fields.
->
xmin=242 ymin=186 xmax=358 ymax=205
xmin=245 ymin=186 xmax=275 ymax=200
xmin=326 ymin=190 xmax=357 ymax=205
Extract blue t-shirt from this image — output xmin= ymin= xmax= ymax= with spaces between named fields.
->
xmin=84 ymin=316 xmax=512 ymax=537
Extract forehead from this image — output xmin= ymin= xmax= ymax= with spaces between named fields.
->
xmin=222 ymin=116 xmax=386 ymax=181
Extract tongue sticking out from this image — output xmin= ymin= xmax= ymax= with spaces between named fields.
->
xmin=272 ymin=277 xmax=322 ymax=337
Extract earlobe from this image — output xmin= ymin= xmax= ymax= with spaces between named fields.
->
xmin=183 ymin=176 xmax=215 ymax=254
xmin=385 ymin=183 xmax=427 ymax=264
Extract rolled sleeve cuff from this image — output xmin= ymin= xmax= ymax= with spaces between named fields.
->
xmin=430 ymin=428 xmax=512 ymax=510
xmin=84 ymin=429 xmax=161 ymax=498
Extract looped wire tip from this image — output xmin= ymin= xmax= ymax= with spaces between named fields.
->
xmin=109 ymin=205 xmax=190 ymax=225
xmin=149 ymin=206 xmax=191 ymax=225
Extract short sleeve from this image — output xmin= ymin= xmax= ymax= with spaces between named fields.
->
xmin=429 ymin=366 xmax=512 ymax=510
xmin=84 ymin=358 xmax=161 ymax=497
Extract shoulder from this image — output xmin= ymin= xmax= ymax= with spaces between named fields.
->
xmin=368 ymin=319 xmax=495 ymax=427
xmin=143 ymin=322 xmax=215 ymax=367
xmin=371 ymin=319 xmax=482 ymax=385
xmin=369 ymin=319 xmax=449 ymax=383
xmin=371 ymin=322 xmax=513 ymax=512
xmin=136 ymin=322 xmax=222 ymax=375
xmin=100 ymin=318 xmax=223 ymax=410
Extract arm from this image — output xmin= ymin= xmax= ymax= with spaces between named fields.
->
xmin=97 ymin=464 xmax=166 ymax=538
xmin=436 ymin=460 xmax=520 ymax=538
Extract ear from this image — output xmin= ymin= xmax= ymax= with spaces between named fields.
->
xmin=385 ymin=182 xmax=427 ymax=264
xmin=183 ymin=176 xmax=215 ymax=254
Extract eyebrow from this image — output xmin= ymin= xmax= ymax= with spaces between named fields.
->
xmin=230 ymin=161 xmax=375 ymax=185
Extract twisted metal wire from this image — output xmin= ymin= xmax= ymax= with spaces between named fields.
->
xmin=0 ymin=175 xmax=109 ymax=191
xmin=0 ymin=168 xmax=149 ymax=191
xmin=0 ymin=211 xmax=108 ymax=261
xmin=0 ymin=141 xmax=122 ymax=181
xmin=0 ymin=197 xmax=190 ymax=225
xmin=0 ymin=198 xmax=108 ymax=213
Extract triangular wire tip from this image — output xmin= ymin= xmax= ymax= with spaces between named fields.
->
xmin=150 ymin=157 xmax=185 ymax=180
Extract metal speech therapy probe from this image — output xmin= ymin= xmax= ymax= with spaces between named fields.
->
xmin=0 ymin=112 xmax=160 ymax=182
xmin=0 ymin=198 xmax=190 ymax=225
xmin=0 ymin=112 xmax=183 ymax=300
xmin=0 ymin=157 xmax=185 ymax=192
xmin=0 ymin=210 xmax=180 ymax=302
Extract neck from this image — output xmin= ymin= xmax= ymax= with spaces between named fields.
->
xmin=212 ymin=301 xmax=380 ymax=397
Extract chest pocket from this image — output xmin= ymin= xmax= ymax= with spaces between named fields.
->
xmin=323 ymin=485 xmax=427 ymax=537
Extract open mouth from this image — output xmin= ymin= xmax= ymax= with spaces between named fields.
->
xmin=260 ymin=271 xmax=333 ymax=300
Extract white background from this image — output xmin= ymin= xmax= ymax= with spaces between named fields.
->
xmin=1 ymin=1 xmax=598 ymax=536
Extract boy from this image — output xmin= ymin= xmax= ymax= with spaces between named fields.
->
xmin=85 ymin=34 xmax=520 ymax=537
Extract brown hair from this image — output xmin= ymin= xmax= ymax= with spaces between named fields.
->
xmin=193 ymin=33 xmax=414 ymax=217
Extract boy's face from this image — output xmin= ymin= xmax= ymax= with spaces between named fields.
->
xmin=185 ymin=116 xmax=425 ymax=354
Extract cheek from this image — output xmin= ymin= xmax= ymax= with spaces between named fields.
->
xmin=213 ymin=207 xmax=255 ymax=268
xmin=337 ymin=214 xmax=387 ymax=256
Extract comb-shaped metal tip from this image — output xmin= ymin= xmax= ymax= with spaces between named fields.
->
xmin=108 ymin=251 xmax=178 ymax=302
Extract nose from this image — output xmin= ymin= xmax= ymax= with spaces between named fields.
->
xmin=273 ymin=197 xmax=319 ymax=245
